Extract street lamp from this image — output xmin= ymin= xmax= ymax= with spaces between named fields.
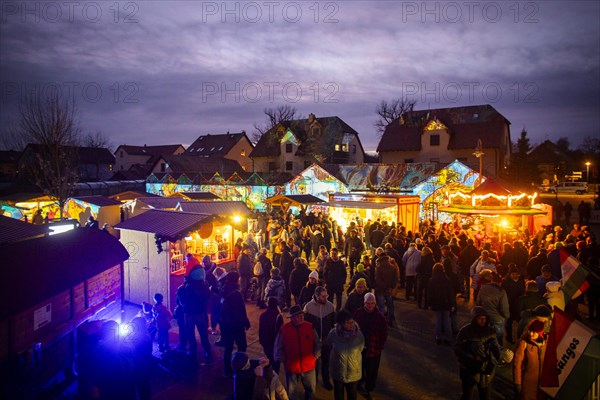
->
xmin=585 ymin=162 xmax=591 ymax=182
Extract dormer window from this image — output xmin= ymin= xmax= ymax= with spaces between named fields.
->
xmin=218 ymin=146 xmax=223 ymax=151
xmin=285 ymin=143 xmax=293 ymax=153
xmin=311 ymin=127 xmax=321 ymax=136
xmin=189 ymin=147 xmax=194 ymax=152
xmin=210 ymin=147 xmax=215 ymax=151
xmin=198 ymin=147 xmax=204 ymax=152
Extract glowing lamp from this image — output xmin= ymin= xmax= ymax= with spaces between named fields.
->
xmin=233 ymin=215 xmax=242 ymax=223
xmin=500 ymin=219 xmax=509 ymax=228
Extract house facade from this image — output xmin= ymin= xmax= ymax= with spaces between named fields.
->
xmin=377 ymin=105 xmax=511 ymax=177
xmin=251 ymin=113 xmax=365 ymax=175
xmin=185 ymin=132 xmax=254 ymax=172
xmin=113 ymin=144 xmax=185 ymax=172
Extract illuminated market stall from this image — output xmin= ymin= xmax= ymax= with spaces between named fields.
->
xmin=439 ymin=179 xmax=549 ymax=246
xmin=263 ymin=194 xmax=327 ymax=214
xmin=63 ymin=195 xmax=122 ymax=232
xmin=115 ymin=208 xmax=247 ymax=309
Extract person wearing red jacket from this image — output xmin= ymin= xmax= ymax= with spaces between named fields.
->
xmin=274 ymin=305 xmax=321 ymax=400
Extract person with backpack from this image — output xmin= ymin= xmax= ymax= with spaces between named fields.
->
xmin=265 ymin=267 xmax=286 ymax=310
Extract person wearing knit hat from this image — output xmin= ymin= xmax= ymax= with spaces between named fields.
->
xmin=189 ymin=265 xmax=206 ymax=281
xmin=455 ymin=306 xmax=500 ymax=400
xmin=513 ymin=318 xmax=548 ymax=399
xmin=356 ymin=263 xmax=365 ymax=273
xmin=344 ymin=277 xmax=368 ymax=314
xmin=298 ymin=270 xmax=320 ymax=308
xmin=347 ymin=262 xmax=371 ymax=295
xmin=536 ymin=264 xmax=559 ymax=296
xmin=353 ymin=290 xmax=388 ymax=395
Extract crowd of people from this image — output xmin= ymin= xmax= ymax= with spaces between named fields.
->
xmin=101 ymin=203 xmax=598 ymax=400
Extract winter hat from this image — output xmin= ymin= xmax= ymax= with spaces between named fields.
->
xmin=231 ymin=352 xmax=250 ymax=372
xmin=227 ymin=271 xmax=240 ymax=283
xmin=541 ymin=264 xmax=552 ymax=273
xmin=479 ymin=269 xmax=493 ymax=280
xmin=508 ymin=264 xmax=520 ymax=274
xmin=270 ymin=267 xmax=280 ymax=277
xmin=356 ymin=263 xmax=365 ymax=273
xmin=355 ymin=278 xmax=367 ymax=287
xmin=189 ymin=266 xmax=206 ymax=281
xmin=471 ymin=306 xmax=488 ymax=319
xmin=525 ymin=280 xmax=539 ymax=293
xmin=533 ymin=304 xmax=552 ymax=317
xmin=308 ymin=270 xmax=319 ymax=280
xmin=289 ymin=305 xmax=304 ymax=316
xmin=364 ymin=292 xmax=376 ymax=303
xmin=527 ymin=319 xmax=545 ymax=336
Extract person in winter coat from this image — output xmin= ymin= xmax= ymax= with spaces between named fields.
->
xmin=256 ymin=249 xmax=273 ymax=308
xmin=353 ymin=293 xmax=388 ymax=398
xmin=238 ymin=245 xmax=255 ymax=301
xmin=454 ymin=307 xmax=501 ymax=400
xmin=221 ymin=271 xmax=251 ymax=377
xmin=501 ymin=264 xmax=525 ymax=343
xmin=374 ymin=252 xmax=399 ymax=328
xmin=416 ymin=246 xmax=435 ymax=309
xmin=315 ymin=246 xmax=329 ymax=279
xmin=326 ymin=309 xmax=365 ymax=400
xmin=259 ymin=297 xmax=284 ymax=373
xmin=470 ymin=250 xmax=497 ymax=300
xmin=299 ymin=271 xmax=320 ymax=308
xmin=526 ymin=249 xmax=548 ymax=280
xmin=402 ymin=243 xmax=422 ymax=301
xmin=303 ymin=286 xmax=336 ymax=391
xmin=265 ymin=267 xmax=287 ymax=310
xmin=344 ymin=230 xmax=365 ymax=277
xmin=344 ymin=278 xmax=369 ymax=314
xmin=535 ymin=265 xmax=559 ymax=297
xmin=459 ymin=239 xmax=481 ymax=299
xmin=513 ymin=319 xmax=547 ymax=400
xmin=476 ymin=270 xmax=509 ymax=345
xmin=279 ymin=241 xmax=294 ymax=308
xmin=231 ymin=352 xmax=286 ymax=400
xmin=347 ymin=264 xmax=370 ymax=295
xmin=178 ymin=266 xmax=212 ymax=361
xmin=310 ymin=228 xmax=325 ymax=261
xmin=426 ymin=263 xmax=456 ymax=345
xmin=152 ymin=293 xmax=172 ymax=352
xmin=544 ymin=281 xmax=565 ymax=311
xmin=324 ymin=248 xmax=347 ymax=311
xmin=289 ymin=258 xmax=311 ymax=306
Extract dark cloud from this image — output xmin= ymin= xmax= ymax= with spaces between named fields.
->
xmin=1 ymin=1 xmax=598 ymax=151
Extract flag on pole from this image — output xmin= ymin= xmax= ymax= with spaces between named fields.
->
xmin=559 ymin=248 xmax=590 ymax=304
xmin=540 ymin=307 xmax=600 ymax=399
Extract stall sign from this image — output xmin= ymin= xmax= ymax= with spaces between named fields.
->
xmin=34 ymin=303 xmax=52 ymax=331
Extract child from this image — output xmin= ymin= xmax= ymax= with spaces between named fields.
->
xmin=264 ymin=267 xmax=286 ymax=309
xmin=152 ymin=293 xmax=173 ymax=352
xmin=347 ymin=263 xmax=370 ymax=294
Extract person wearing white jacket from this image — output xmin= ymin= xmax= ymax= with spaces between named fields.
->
xmin=470 ymin=250 xmax=497 ymax=299
xmin=402 ymin=243 xmax=422 ymax=301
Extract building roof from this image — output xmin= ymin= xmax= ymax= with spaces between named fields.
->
xmin=176 ymin=201 xmax=252 ymax=216
xmin=470 ymin=179 xmax=512 ymax=196
xmin=0 ymin=228 xmax=129 ymax=319
xmin=0 ymin=215 xmax=50 ymax=244
xmin=114 ymin=209 xmax=212 ymax=239
xmin=185 ymin=132 xmax=251 ymax=157
xmin=250 ymin=115 xmax=361 ymax=159
xmin=115 ymin=144 xmax=184 ymax=157
xmin=109 ymin=191 xmax=158 ymax=202
xmin=264 ymin=194 xmax=326 ymax=208
xmin=377 ymin=104 xmax=510 ymax=152
xmin=317 ymin=162 xmax=438 ymax=189
xmin=154 ymin=154 xmax=243 ymax=175
xmin=71 ymin=195 xmax=123 ymax=207
xmin=527 ymin=140 xmax=576 ymax=165
xmin=23 ymin=144 xmax=116 ymax=164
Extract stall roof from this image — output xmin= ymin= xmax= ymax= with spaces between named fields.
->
xmin=135 ymin=197 xmax=182 ymax=209
xmin=439 ymin=206 xmax=547 ymax=216
xmin=114 ymin=209 xmax=212 ymax=238
xmin=71 ymin=195 xmax=123 ymax=207
xmin=326 ymin=200 xmax=395 ymax=210
xmin=179 ymin=192 xmax=221 ymax=201
xmin=264 ymin=194 xmax=326 ymax=207
xmin=0 ymin=228 xmax=129 ymax=319
xmin=0 ymin=215 xmax=50 ymax=244
xmin=176 ymin=201 xmax=252 ymax=216
xmin=109 ymin=191 xmax=159 ymax=202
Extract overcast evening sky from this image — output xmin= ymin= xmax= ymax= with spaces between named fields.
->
xmin=1 ymin=1 xmax=599 ymax=152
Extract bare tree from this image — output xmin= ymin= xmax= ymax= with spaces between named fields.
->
xmin=18 ymin=94 xmax=81 ymax=220
xmin=252 ymin=104 xmax=298 ymax=143
xmin=82 ymin=131 xmax=112 ymax=150
xmin=374 ymin=98 xmax=417 ymax=135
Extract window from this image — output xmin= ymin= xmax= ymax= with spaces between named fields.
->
xmin=197 ymin=147 xmax=204 ymax=152
xmin=218 ymin=146 xmax=223 ymax=151
xmin=210 ymin=147 xmax=215 ymax=151
xmin=404 ymin=158 xmax=414 ymax=163
xmin=241 ymin=149 xmax=246 ymax=156
xmin=430 ymin=135 xmax=440 ymax=146
xmin=285 ymin=143 xmax=293 ymax=153
xmin=286 ymin=161 xmax=293 ymax=171
xmin=335 ymin=144 xmax=340 ymax=151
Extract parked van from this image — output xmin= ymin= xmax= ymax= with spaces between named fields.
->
xmin=548 ymin=182 xmax=588 ymax=194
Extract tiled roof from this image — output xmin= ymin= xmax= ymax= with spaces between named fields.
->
xmin=116 ymin=144 xmax=184 ymax=156
xmin=114 ymin=209 xmax=211 ymax=238
xmin=72 ymin=195 xmax=123 ymax=207
xmin=264 ymin=194 xmax=326 ymax=205
xmin=250 ymin=116 xmax=360 ymax=158
xmin=177 ymin=201 xmax=252 ymax=216
xmin=180 ymin=192 xmax=221 ymax=200
xmin=186 ymin=133 xmax=250 ymax=157
xmin=0 ymin=215 xmax=50 ymax=244
xmin=24 ymin=144 xmax=115 ymax=164
xmin=109 ymin=191 xmax=158 ymax=202
xmin=157 ymin=154 xmax=243 ymax=175
xmin=527 ymin=140 xmax=575 ymax=164
xmin=0 ymin=228 xmax=129 ymax=319
xmin=377 ymin=104 xmax=510 ymax=152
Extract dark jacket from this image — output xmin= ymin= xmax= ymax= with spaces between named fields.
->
xmin=347 ymin=271 xmax=370 ymax=294
xmin=303 ymin=298 xmax=335 ymax=341
xmin=324 ymin=257 xmax=347 ymax=293
xmin=344 ymin=290 xmax=367 ymax=314
xmin=257 ymin=254 xmax=272 ymax=280
xmin=417 ymin=253 xmax=435 ymax=280
xmin=455 ymin=312 xmax=500 ymax=375
xmin=238 ymin=252 xmax=254 ymax=278
xmin=459 ymin=244 xmax=481 ymax=275
xmin=526 ymin=253 xmax=548 ymax=280
xmin=374 ymin=255 xmax=399 ymax=294
xmin=220 ymin=281 xmax=250 ymax=331
xmin=426 ymin=268 xmax=455 ymax=311
xmin=258 ymin=308 xmax=284 ymax=359
xmin=289 ymin=263 xmax=311 ymax=298
xmin=299 ymin=282 xmax=318 ymax=308
xmin=177 ymin=279 xmax=210 ymax=315
xmin=501 ymin=276 xmax=526 ymax=318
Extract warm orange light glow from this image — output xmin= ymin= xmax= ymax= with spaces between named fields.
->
xmin=448 ymin=191 xmax=538 ymax=207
